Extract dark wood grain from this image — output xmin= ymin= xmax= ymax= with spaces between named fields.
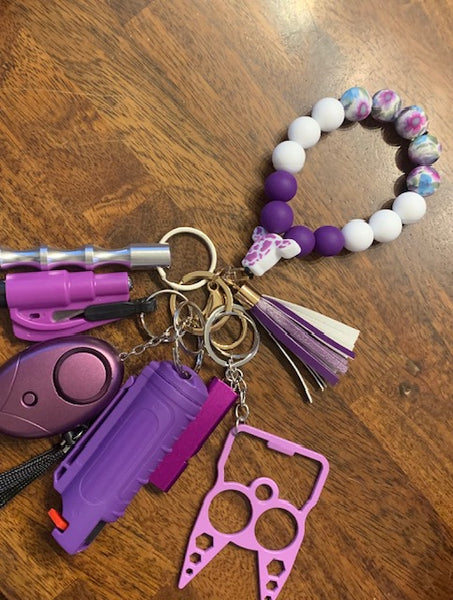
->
xmin=0 ymin=1 xmax=452 ymax=599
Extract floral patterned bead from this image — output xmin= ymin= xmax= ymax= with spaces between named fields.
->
xmin=406 ymin=165 xmax=440 ymax=196
xmin=340 ymin=87 xmax=372 ymax=121
xmin=371 ymin=89 xmax=402 ymax=122
xmin=408 ymin=134 xmax=441 ymax=165
xmin=395 ymin=105 xmax=428 ymax=139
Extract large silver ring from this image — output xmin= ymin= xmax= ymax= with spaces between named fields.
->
xmin=203 ymin=304 xmax=260 ymax=368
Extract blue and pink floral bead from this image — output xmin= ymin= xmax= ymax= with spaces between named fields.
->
xmin=395 ymin=105 xmax=428 ymax=139
xmin=371 ymin=89 xmax=402 ymax=121
xmin=340 ymin=87 xmax=372 ymax=121
xmin=408 ymin=133 xmax=441 ymax=165
xmin=406 ymin=165 xmax=440 ymax=196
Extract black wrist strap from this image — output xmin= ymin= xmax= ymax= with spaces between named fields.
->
xmin=0 ymin=427 xmax=86 ymax=508
xmin=0 ymin=444 xmax=66 ymax=508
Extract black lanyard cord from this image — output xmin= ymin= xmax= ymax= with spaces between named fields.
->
xmin=0 ymin=427 xmax=86 ymax=509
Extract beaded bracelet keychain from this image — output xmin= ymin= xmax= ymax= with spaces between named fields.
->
xmin=242 ymin=87 xmax=441 ymax=275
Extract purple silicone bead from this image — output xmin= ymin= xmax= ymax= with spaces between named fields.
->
xmin=264 ymin=171 xmax=298 ymax=202
xmin=314 ymin=226 xmax=345 ymax=256
xmin=284 ymin=225 xmax=315 ymax=256
xmin=260 ymin=201 xmax=294 ymax=233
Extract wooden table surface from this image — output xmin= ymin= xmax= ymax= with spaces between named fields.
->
xmin=0 ymin=1 xmax=452 ymax=599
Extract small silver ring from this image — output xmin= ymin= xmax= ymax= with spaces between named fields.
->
xmin=234 ymin=403 xmax=250 ymax=422
xmin=172 ymin=301 xmax=206 ymax=375
xmin=204 ymin=304 xmax=260 ymax=368
xmin=173 ymin=300 xmax=206 ymax=356
xmin=157 ymin=227 xmax=217 ymax=291
xmin=139 ymin=289 xmax=188 ymax=339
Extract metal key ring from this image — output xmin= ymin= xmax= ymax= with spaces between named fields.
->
xmin=168 ymin=271 xmax=233 ymax=334
xmin=204 ymin=304 xmax=260 ymax=368
xmin=139 ymin=289 xmax=189 ymax=339
xmin=157 ymin=227 xmax=217 ymax=291
xmin=173 ymin=299 xmax=206 ymax=356
xmin=168 ymin=271 xmax=247 ymax=351
xmin=172 ymin=299 xmax=206 ymax=375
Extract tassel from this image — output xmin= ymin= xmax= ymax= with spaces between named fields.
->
xmin=222 ymin=270 xmax=359 ymax=390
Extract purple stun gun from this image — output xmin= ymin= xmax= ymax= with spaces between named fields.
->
xmin=0 ymin=270 xmax=130 ymax=342
xmin=49 ymin=361 xmax=208 ymax=554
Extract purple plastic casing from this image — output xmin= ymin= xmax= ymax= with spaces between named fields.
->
xmin=51 ymin=360 xmax=208 ymax=554
xmin=5 ymin=270 xmax=130 ymax=342
xmin=0 ymin=335 xmax=124 ymax=438
xmin=149 ymin=378 xmax=237 ymax=491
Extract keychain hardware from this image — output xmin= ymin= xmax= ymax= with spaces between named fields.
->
xmin=168 ymin=270 xmax=249 ymax=351
xmin=119 ymin=290 xmax=188 ymax=362
xmin=118 ymin=289 xmax=206 ymax=377
xmin=204 ymin=304 xmax=260 ymax=429
xmin=203 ymin=304 xmax=260 ymax=369
xmin=168 ymin=270 xmax=234 ymax=335
xmin=157 ymin=227 xmax=217 ymax=291
xmin=172 ymin=299 xmax=206 ymax=377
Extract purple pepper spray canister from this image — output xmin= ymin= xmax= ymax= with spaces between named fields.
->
xmin=49 ymin=360 xmax=208 ymax=554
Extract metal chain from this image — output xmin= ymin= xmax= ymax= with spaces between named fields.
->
xmin=172 ymin=302 xmax=206 ymax=377
xmin=118 ymin=325 xmax=176 ymax=362
xmin=120 ymin=300 xmax=205 ymax=380
xmin=224 ymin=360 xmax=250 ymax=428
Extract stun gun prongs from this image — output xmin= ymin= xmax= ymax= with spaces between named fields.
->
xmin=0 ymin=271 xmax=130 ymax=341
xmin=49 ymin=361 xmax=208 ymax=555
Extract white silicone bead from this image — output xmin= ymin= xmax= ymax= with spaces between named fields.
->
xmin=341 ymin=219 xmax=374 ymax=252
xmin=311 ymin=97 xmax=345 ymax=132
xmin=271 ymin=140 xmax=306 ymax=173
xmin=392 ymin=191 xmax=426 ymax=224
xmin=369 ymin=209 xmax=402 ymax=243
xmin=288 ymin=116 xmax=321 ymax=149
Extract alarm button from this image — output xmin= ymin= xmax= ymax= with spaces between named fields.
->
xmin=53 ymin=349 xmax=112 ymax=404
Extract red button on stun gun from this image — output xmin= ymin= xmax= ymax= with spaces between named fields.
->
xmin=48 ymin=508 xmax=69 ymax=532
